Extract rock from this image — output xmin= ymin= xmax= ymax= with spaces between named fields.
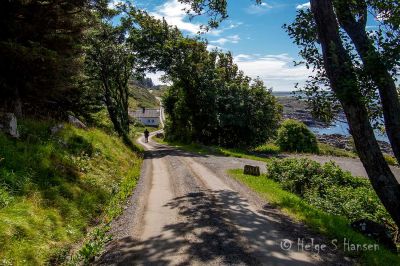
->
xmin=0 ymin=113 xmax=20 ymax=138
xmin=244 ymin=165 xmax=261 ymax=176
xmin=316 ymin=133 xmax=394 ymax=156
xmin=351 ymin=219 xmax=397 ymax=252
xmin=156 ymin=132 xmax=164 ymax=139
xmin=50 ymin=124 xmax=64 ymax=135
xmin=68 ymin=115 xmax=86 ymax=129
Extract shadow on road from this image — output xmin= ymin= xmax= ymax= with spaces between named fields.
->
xmin=98 ymin=187 xmax=341 ymax=265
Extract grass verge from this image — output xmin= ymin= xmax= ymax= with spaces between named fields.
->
xmin=228 ymin=169 xmax=400 ymax=265
xmin=0 ymin=119 xmax=142 ymax=265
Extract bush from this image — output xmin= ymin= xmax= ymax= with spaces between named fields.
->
xmin=384 ymin=154 xmax=398 ymax=166
xmin=266 ymin=158 xmax=394 ymax=228
xmin=253 ymin=143 xmax=281 ymax=154
xmin=276 ymin=119 xmax=318 ymax=153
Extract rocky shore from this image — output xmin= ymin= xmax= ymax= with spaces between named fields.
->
xmin=277 ymin=96 xmax=328 ymax=127
xmin=277 ymin=96 xmax=394 ymax=156
xmin=317 ymin=134 xmax=394 ymax=156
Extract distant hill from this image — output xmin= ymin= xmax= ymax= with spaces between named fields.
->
xmin=128 ymin=82 xmax=159 ymax=109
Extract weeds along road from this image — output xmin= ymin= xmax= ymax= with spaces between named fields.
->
xmin=98 ymin=132 xmax=350 ymax=266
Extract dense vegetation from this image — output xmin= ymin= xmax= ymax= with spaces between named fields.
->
xmin=230 ymin=169 xmax=400 ymax=265
xmin=163 ymin=58 xmax=282 ymax=147
xmin=0 ymin=0 xmax=91 ymax=117
xmin=0 ymin=120 xmax=142 ymax=264
xmin=126 ymin=12 xmax=282 ymax=147
xmin=276 ymin=119 xmax=319 ymax=153
xmin=267 ymin=158 xmax=393 ymax=228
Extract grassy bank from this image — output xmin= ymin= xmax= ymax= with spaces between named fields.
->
xmin=229 ymin=169 xmax=400 ymax=265
xmin=156 ymin=137 xmax=398 ymax=167
xmin=0 ymin=120 xmax=142 ymax=264
xmin=154 ymin=137 xmax=357 ymax=163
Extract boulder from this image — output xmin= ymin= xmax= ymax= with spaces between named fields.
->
xmin=244 ymin=165 xmax=261 ymax=176
xmin=0 ymin=113 xmax=20 ymax=138
xmin=50 ymin=124 xmax=64 ymax=135
xmin=68 ymin=115 xmax=86 ymax=129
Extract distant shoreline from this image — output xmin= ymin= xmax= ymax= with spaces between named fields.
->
xmin=275 ymin=95 xmax=393 ymax=155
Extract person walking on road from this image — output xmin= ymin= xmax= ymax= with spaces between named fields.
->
xmin=144 ymin=129 xmax=150 ymax=143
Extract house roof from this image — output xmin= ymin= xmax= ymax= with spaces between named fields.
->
xmin=130 ymin=108 xmax=160 ymax=118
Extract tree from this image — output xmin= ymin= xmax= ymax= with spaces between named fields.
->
xmin=308 ymin=0 xmax=400 ymax=229
xmin=334 ymin=0 xmax=400 ymax=164
xmin=127 ymin=10 xmax=281 ymax=147
xmin=85 ymin=19 xmax=134 ymax=143
xmin=0 ymin=0 xmax=92 ymax=117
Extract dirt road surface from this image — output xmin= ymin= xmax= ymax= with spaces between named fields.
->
xmin=98 ymin=133 xmax=351 ymax=265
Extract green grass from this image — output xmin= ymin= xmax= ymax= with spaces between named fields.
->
xmin=384 ymin=154 xmax=398 ymax=166
xmin=154 ymin=138 xmax=359 ymax=164
xmin=153 ymin=137 xmax=274 ymax=162
xmin=0 ymin=119 xmax=142 ymax=265
xmin=129 ymin=85 xmax=159 ymax=109
xmin=229 ymin=169 xmax=400 ymax=265
xmin=317 ymin=143 xmax=357 ymax=158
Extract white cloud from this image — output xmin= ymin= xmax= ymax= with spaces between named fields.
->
xmin=245 ymin=2 xmax=273 ymax=14
xmin=296 ymin=2 xmax=310 ymax=9
xmin=206 ymin=44 xmax=223 ymax=51
xmin=146 ymin=71 xmax=167 ymax=85
xmin=210 ymin=35 xmax=240 ymax=46
xmin=151 ymin=0 xmax=201 ymax=34
xmin=108 ymin=0 xmax=124 ymax=9
xmin=234 ymin=53 xmax=312 ymax=91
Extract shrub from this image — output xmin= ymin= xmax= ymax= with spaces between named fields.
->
xmin=384 ymin=154 xmax=398 ymax=166
xmin=253 ymin=143 xmax=281 ymax=154
xmin=266 ymin=158 xmax=394 ymax=227
xmin=276 ymin=119 xmax=318 ymax=153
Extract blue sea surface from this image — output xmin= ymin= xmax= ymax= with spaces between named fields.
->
xmin=310 ymin=120 xmax=389 ymax=143
xmin=272 ymin=91 xmax=389 ymax=143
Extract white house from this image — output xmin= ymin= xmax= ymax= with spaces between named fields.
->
xmin=130 ymin=107 xmax=160 ymax=127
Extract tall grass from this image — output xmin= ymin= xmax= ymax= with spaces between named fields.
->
xmin=0 ymin=120 xmax=142 ymax=264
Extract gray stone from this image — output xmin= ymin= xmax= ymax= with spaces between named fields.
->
xmin=0 ymin=113 xmax=20 ymax=138
xmin=244 ymin=165 xmax=261 ymax=176
xmin=51 ymin=124 xmax=64 ymax=135
xmin=68 ymin=115 xmax=87 ymax=129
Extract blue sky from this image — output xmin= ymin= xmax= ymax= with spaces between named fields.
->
xmin=110 ymin=0 xmax=379 ymax=91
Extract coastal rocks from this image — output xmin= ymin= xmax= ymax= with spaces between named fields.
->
xmin=278 ymin=97 xmax=328 ymax=128
xmin=317 ymin=134 xmax=394 ymax=156
xmin=0 ymin=113 xmax=20 ymax=138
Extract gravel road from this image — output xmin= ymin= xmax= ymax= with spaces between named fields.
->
xmin=97 ymin=133 xmax=353 ymax=265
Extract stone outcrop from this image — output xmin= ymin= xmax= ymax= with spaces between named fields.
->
xmin=0 ymin=113 xmax=20 ymax=138
xmin=68 ymin=115 xmax=87 ymax=129
xmin=317 ymin=134 xmax=394 ymax=156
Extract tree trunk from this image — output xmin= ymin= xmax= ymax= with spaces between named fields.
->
xmin=335 ymin=0 xmax=400 ymax=164
xmin=310 ymin=0 xmax=400 ymax=228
